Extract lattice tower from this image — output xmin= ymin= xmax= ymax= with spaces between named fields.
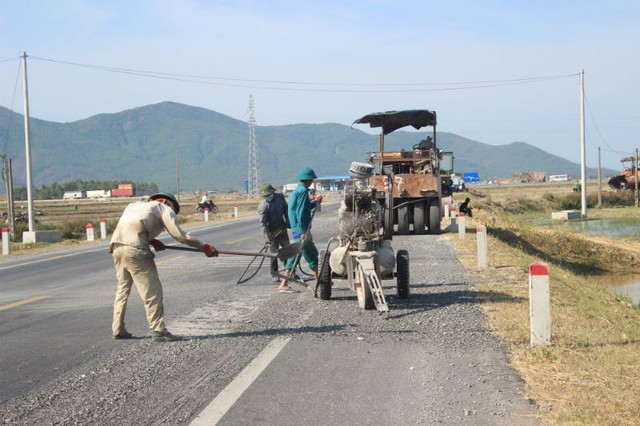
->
xmin=247 ymin=95 xmax=260 ymax=198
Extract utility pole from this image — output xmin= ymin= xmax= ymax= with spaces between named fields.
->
xmin=597 ymin=146 xmax=602 ymax=208
xmin=247 ymin=95 xmax=259 ymax=199
xmin=176 ymin=147 xmax=180 ymax=202
xmin=579 ymin=69 xmax=587 ymax=218
xmin=633 ymin=148 xmax=640 ymax=207
xmin=22 ymin=52 xmax=36 ymax=231
xmin=2 ymin=155 xmax=16 ymax=237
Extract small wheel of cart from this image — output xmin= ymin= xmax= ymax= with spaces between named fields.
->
xmin=316 ymin=250 xmax=332 ymax=300
xmin=396 ymin=249 xmax=410 ymax=299
xmin=355 ymin=265 xmax=375 ymax=310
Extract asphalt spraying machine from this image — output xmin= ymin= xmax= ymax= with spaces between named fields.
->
xmin=315 ymin=161 xmax=410 ymax=313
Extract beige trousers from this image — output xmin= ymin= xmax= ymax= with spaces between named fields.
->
xmin=112 ymin=244 xmax=166 ymax=335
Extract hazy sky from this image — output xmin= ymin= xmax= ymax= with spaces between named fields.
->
xmin=1 ymin=0 xmax=639 ymax=170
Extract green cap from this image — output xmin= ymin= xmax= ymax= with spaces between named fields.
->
xmin=259 ymin=184 xmax=276 ymax=197
xmin=148 ymin=193 xmax=180 ymax=214
xmin=296 ymin=167 xmax=318 ymax=181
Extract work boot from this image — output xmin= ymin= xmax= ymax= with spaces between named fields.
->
xmin=113 ymin=331 xmax=133 ymax=340
xmin=152 ymin=330 xmax=178 ymax=342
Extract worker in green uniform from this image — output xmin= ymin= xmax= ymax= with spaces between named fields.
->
xmin=279 ymin=167 xmax=322 ymax=293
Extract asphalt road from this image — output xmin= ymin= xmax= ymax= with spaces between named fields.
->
xmin=0 ymin=204 xmax=541 ymax=425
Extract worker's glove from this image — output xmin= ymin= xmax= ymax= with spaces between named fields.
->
xmin=202 ymin=244 xmax=219 ymax=258
xmin=150 ymin=239 xmax=166 ymax=251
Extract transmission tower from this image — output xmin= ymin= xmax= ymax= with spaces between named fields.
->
xmin=247 ymin=95 xmax=260 ymax=198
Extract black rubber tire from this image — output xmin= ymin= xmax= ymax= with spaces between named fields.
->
xmin=397 ymin=204 xmax=409 ymax=235
xmin=211 ymin=205 xmax=219 ymax=213
xmin=413 ymin=200 xmax=426 ymax=235
xmin=396 ymin=249 xmax=410 ymax=299
xmin=383 ymin=201 xmax=394 ymax=240
xmin=428 ymin=199 xmax=441 ymax=234
xmin=316 ymin=250 xmax=332 ymax=300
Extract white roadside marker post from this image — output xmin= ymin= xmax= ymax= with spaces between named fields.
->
xmin=2 ymin=227 xmax=9 ymax=255
xmin=234 ymin=205 xmax=238 ymax=218
xmin=444 ymin=202 xmax=450 ymax=219
xmin=86 ymin=223 xmax=95 ymax=241
xmin=458 ymin=212 xmax=466 ymax=239
xmin=529 ymin=262 xmax=551 ymax=346
xmin=477 ymin=224 xmax=488 ymax=269
xmin=204 ymin=208 xmax=209 ymax=222
xmin=100 ymin=218 xmax=107 ymax=240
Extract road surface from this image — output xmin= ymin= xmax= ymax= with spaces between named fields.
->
xmin=0 ymin=204 xmax=540 ymax=425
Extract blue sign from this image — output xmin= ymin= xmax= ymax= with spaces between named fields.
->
xmin=463 ymin=172 xmax=480 ymax=183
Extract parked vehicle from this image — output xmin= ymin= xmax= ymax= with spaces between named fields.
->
xmin=353 ymin=109 xmax=454 ymax=237
xmin=608 ymin=157 xmax=638 ymax=190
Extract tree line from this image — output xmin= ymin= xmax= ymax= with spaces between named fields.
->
xmin=11 ymin=180 xmax=159 ymax=200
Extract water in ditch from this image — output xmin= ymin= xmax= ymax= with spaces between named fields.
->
xmin=529 ymin=214 xmax=640 ymax=304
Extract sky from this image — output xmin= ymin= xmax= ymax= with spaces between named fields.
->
xmin=1 ymin=0 xmax=639 ymax=171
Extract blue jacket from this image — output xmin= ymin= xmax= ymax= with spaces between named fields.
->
xmin=288 ymin=183 xmax=316 ymax=236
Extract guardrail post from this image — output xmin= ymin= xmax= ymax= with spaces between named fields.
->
xmin=529 ymin=262 xmax=551 ymax=346
xmin=2 ymin=227 xmax=9 ymax=255
xmin=458 ymin=213 xmax=466 ymax=239
xmin=86 ymin=223 xmax=95 ymax=241
xmin=204 ymin=208 xmax=209 ymax=222
xmin=477 ymin=224 xmax=487 ymax=269
xmin=100 ymin=218 xmax=107 ymax=240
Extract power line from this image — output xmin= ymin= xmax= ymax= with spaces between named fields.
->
xmin=27 ymin=55 xmax=577 ymax=93
xmin=584 ymin=93 xmax=632 ymax=157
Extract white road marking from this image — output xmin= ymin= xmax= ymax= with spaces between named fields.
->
xmin=189 ymin=336 xmax=291 ymax=426
xmin=0 ymin=247 xmax=106 ymax=271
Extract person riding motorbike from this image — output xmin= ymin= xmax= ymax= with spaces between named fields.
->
xmin=196 ymin=192 xmax=218 ymax=213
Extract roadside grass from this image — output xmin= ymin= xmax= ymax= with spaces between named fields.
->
xmin=449 ymin=189 xmax=640 ymax=425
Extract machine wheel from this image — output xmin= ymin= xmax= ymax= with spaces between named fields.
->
xmin=413 ymin=200 xmax=426 ymax=235
xmin=397 ymin=204 xmax=409 ymax=235
xmin=396 ymin=249 xmax=410 ymax=299
xmin=355 ymin=268 xmax=375 ymax=310
xmin=428 ymin=199 xmax=441 ymax=234
xmin=316 ymin=250 xmax=332 ymax=300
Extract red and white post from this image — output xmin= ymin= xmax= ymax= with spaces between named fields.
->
xmin=458 ymin=213 xmax=466 ymax=239
xmin=444 ymin=201 xmax=450 ymax=219
xmin=477 ymin=224 xmax=487 ymax=269
xmin=100 ymin=218 xmax=107 ymax=240
xmin=2 ymin=227 xmax=9 ymax=255
xmin=233 ymin=205 xmax=238 ymax=218
xmin=529 ymin=262 xmax=551 ymax=346
xmin=86 ymin=223 xmax=95 ymax=241
xmin=204 ymin=208 xmax=209 ymax=222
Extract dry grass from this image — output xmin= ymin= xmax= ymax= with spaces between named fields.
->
xmin=449 ymin=186 xmax=640 ymax=425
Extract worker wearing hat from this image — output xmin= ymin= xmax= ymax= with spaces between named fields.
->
xmin=279 ymin=167 xmax=323 ymax=292
xmin=110 ymin=193 xmax=218 ymax=342
xmin=258 ymin=184 xmax=291 ymax=284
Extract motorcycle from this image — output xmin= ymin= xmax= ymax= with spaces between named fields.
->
xmin=196 ymin=200 xmax=218 ymax=213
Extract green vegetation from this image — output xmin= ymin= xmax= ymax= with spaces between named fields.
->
xmin=451 ymin=188 xmax=640 ymax=425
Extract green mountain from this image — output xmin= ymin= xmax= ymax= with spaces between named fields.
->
xmin=0 ymin=102 xmax=615 ymax=192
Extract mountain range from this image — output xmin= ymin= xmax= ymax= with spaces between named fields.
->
xmin=0 ymin=102 xmax=616 ymax=193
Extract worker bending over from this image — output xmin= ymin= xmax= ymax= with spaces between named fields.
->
xmin=110 ymin=193 xmax=218 ymax=342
